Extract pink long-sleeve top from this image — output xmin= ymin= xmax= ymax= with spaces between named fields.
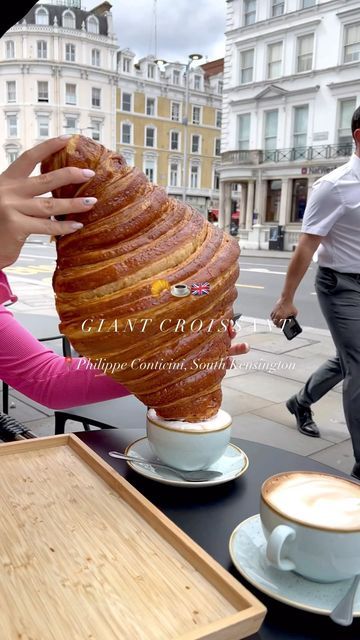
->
xmin=0 ymin=271 xmax=130 ymax=409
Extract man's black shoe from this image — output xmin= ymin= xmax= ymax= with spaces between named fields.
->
xmin=286 ymin=395 xmax=320 ymax=438
xmin=351 ymin=462 xmax=360 ymax=481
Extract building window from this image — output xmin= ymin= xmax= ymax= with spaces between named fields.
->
xmin=65 ymin=43 xmax=76 ymax=62
xmin=302 ymin=0 xmax=315 ymax=8
xmin=5 ymin=41 xmax=15 ymax=59
xmin=237 ymin=113 xmax=251 ymax=149
xmin=293 ymin=105 xmax=308 ymax=158
xmin=240 ymin=48 xmax=254 ymax=84
xmin=38 ymin=115 xmax=49 ymax=138
xmin=213 ymin=169 xmax=220 ymax=190
xmin=344 ymin=24 xmax=360 ymax=63
xmin=291 ymin=179 xmax=308 ymax=222
xmin=170 ymin=131 xmax=180 ymax=151
xmin=147 ymin=63 xmax=155 ymax=79
xmin=91 ymin=87 xmax=101 ymax=108
xmin=338 ymin=99 xmax=356 ymax=150
xmin=169 ymin=161 xmax=180 ymax=187
xmin=87 ymin=15 xmax=99 ymax=34
xmin=192 ymin=106 xmax=201 ymax=125
xmin=171 ymin=101 xmax=181 ymax=121
xmin=37 ymin=81 xmax=49 ymax=103
xmin=62 ymin=10 xmax=76 ymax=29
xmin=6 ymin=148 xmax=19 ymax=164
xmin=122 ymin=57 xmax=130 ymax=72
xmin=64 ymin=116 xmax=77 ymax=134
xmin=173 ymin=69 xmax=180 ymax=85
xmin=91 ymin=48 xmax=100 ymax=66
xmin=7 ymin=115 xmax=18 ymax=138
xmin=266 ymin=180 xmax=281 ymax=222
xmin=65 ymin=83 xmax=77 ymax=105
xmin=122 ymin=92 xmax=132 ymax=112
xmin=190 ymin=164 xmax=199 ymax=188
xmin=264 ymin=110 xmax=278 ymax=160
xmin=297 ymin=34 xmax=314 ymax=72
xmin=145 ymin=126 xmax=155 ymax=147
xmin=267 ymin=42 xmax=282 ymax=79
xmin=215 ymin=138 xmax=221 ymax=156
xmin=216 ymin=110 xmax=222 ymax=128
xmin=194 ymin=74 xmax=201 ymax=90
xmin=272 ymin=0 xmax=284 ymax=17
xmin=192 ymin=134 xmax=200 ymax=153
xmin=244 ymin=0 xmax=256 ymax=26
xmin=218 ymin=80 xmax=223 ymax=94
xmin=144 ymin=158 xmax=156 ymax=182
xmin=35 ymin=7 xmax=49 ymax=25
xmin=6 ymin=81 xmax=16 ymax=103
xmin=146 ymin=97 xmax=156 ymax=116
xmin=91 ymin=120 xmax=101 ymax=141
xmin=121 ymin=123 xmax=132 ymax=144
xmin=37 ymin=40 xmax=48 ymax=59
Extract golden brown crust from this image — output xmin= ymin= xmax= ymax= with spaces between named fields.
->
xmin=41 ymin=135 xmax=240 ymax=422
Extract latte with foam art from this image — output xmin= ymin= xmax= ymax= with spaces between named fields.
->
xmin=262 ymin=472 xmax=360 ymax=531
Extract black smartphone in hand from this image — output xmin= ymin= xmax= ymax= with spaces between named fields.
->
xmin=282 ymin=316 xmax=302 ymax=340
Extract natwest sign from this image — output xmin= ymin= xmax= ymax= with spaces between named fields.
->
xmin=301 ymin=166 xmax=337 ymax=176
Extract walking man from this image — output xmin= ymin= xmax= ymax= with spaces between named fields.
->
xmin=271 ymin=106 xmax=360 ymax=481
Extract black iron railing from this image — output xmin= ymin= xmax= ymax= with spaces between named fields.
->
xmin=222 ymin=143 xmax=353 ymax=165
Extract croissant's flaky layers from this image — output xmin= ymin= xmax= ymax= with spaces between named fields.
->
xmin=41 ymin=135 xmax=240 ymax=421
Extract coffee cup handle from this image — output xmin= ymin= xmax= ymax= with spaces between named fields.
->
xmin=266 ymin=525 xmax=296 ymax=571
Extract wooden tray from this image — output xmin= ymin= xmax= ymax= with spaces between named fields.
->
xmin=0 ymin=435 xmax=266 ymax=639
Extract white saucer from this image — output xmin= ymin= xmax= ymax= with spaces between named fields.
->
xmin=124 ymin=437 xmax=249 ymax=487
xmin=229 ymin=514 xmax=360 ymax=617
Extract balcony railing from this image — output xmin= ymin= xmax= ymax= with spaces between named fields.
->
xmin=222 ymin=143 xmax=353 ymax=166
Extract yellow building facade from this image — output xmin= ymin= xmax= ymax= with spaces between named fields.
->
xmin=116 ymin=52 xmax=223 ymax=217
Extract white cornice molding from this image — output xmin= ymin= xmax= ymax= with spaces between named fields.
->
xmin=227 ymin=18 xmax=322 ymax=46
xmin=229 ymin=84 xmax=320 ymax=107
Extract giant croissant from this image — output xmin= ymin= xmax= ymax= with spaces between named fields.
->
xmin=41 ymin=135 xmax=240 ymax=422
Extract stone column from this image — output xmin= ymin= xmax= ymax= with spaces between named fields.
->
xmin=245 ymin=181 xmax=255 ymax=229
xmin=255 ymin=175 xmax=266 ymax=225
xmin=279 ymin=178 xmax=290 ymax=226
xmin=240 ymin=183 xmax=247 ymax=228
xmin=224 ymin=182 xmax=232 ymax=233
xmin=219 ymin=181 xmax=226 ymax=229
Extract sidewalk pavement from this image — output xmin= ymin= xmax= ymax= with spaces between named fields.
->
xmin=2 ymin=307 xmax=354 ymax=478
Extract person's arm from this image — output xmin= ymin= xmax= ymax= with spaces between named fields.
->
xmin=270 ymin=233 xmax=322 ymax=326
xmin=270 ymin=179 xmax=343 ymax=327
xmin=0 ymin=304 xmax=131 ymax=409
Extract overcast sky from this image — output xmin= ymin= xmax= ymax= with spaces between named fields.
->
xmin=88 ymin=0 xmax=226 ymax=63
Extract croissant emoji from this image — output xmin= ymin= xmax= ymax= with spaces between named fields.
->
xmin=41 ymin=135 xmax=240 ymax=422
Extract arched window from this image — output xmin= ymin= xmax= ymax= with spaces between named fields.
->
xmin=62 ymin=10 xmax=76 ymax=29
xmin=87 ymin=15 xmax=99 ymax=34
xmin=35 ymin=7 xmax=49 ymax=26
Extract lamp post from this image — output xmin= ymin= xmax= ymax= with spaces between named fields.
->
xmin=155 ymin=53 xmax=203 ymax=203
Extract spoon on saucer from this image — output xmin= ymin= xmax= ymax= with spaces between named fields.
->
xmin=108 ymin=451 xmax=223 ymax=482
xmin=330 ymin=574 xmax=360 ymax=626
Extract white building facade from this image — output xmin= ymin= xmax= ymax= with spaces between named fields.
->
xmin=221 ymin=0 xmax=360 ymax=249
xmin=0 ymin=0 xmax=118 ymax=171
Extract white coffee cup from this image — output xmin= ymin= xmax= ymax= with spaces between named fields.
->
xmin=146 ymin=408 xmax=232 ymax=471
xmin=260 ymin=471 xmax=360 ymax=583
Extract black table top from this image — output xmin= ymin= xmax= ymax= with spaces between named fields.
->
xmin=76 ymin=428 xmax=360 ymax=640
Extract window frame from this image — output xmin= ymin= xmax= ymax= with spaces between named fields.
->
xmin=271 ymin=0 xmax=285 ymax=17
xmin=7 ymin=114 xmax=18 ymax=138
xmin=190 ymin=163 xmax=200 ymax=189
xmin=170 ymin=130 xmax=180 ymax=151
xmin=65 ymin=83 xmax=77 ymax=105
xmin=267 ymin=41 xmax=283 ymax=79
xmin=35 ymin=6 xmax=49 ymax=25
xmin=244 ymin=0 xmax=256 ymax=26
xmin=192 ymin=105 xmax=202 ymax=125
xmin=169 ymin=160 xmax=180 ymax=187
xmin=194 ymin=74 xmax=202 ymax=90
xmin=121 ymin=122 xmax=133 ymax=145
xmin=5 ymin=41 xmax=15 ymax=59
xmin=344 ymin=23 xmax=360 ymax=64
xmin=6 ymin=81 xmax=16 ymax=103
xmin=91 ymin=120 xmax=101 ymax=142
xmin=191 ymin=134 xmax=201 ymax=154
xmin=87 ymin=15 xmax=99 ymax=34
xmin=215 ymin=138 xmax=221 ymax=156
xmin=145 ymin=125 xmax=156 ymax=148
xmin=64 ymin=116 xmax=77 ymax=135
xmin=38 ymin=114 xmax=50 ymax=139
xmin=146 ymin=96 xmax=156 ymax=116
xmin=292 ymin=104 xmax=309 ymax=156
xmin=122 ymin=92 xmax=132 ymax=112
xmin=65 ymin=43 xmax=76 ymax=62
xmin=122 ymin=57 xmax=131 ymax=72
xmin=172 ymin=69 xmax=181 ymax=85
xmin=216 ymin=110 xmax=222 ymax=128
xmin=296 ymin=33 xmax=314 ymax=73
xmin=240 ymin=48 xmax=254 ymax=84
xmin=62 ymin=9 xmax=76 ymax=29
xmin=91 ymin=87 xmax=101 ymax=109
xmin=171 ymin=101 xmax=181 ymax=122
xmin=91 ymin=48 xmax=101 ymax=66
xmin=237 ymin=113 xmax=251 ymax=150
xmin=37 ymin=80 xmax=49 ymax=103
xmin=147 ymin=63 xmax=156 ymax=79
xmin=37 ymin=40 xmax=48 ymax=60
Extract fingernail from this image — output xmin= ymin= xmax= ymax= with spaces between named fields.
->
xmin=60 ymin=134 xmax=72 ymax=139
xmin=83 ymin=197 xmax=97 ymax=206
xmin=244 ymin=342 xmax=250 ymax=351
xmin=82 ymin=169 xmax=95 ymax=178
xmin=71 ymin=222 xmax=83 ymax=230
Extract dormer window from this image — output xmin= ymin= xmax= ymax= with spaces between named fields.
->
xmin=87 ymin=15 xmax=99 ymax=34
xmin=173 ymin=69 xmax=180 ymax=85
xmin=35 ymin=7 xmax=49 ymax=26
xmin=62 ymin=10 xmax=76 ymax=29
xmin=194 ymin=74 xmax=201 ymax=90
